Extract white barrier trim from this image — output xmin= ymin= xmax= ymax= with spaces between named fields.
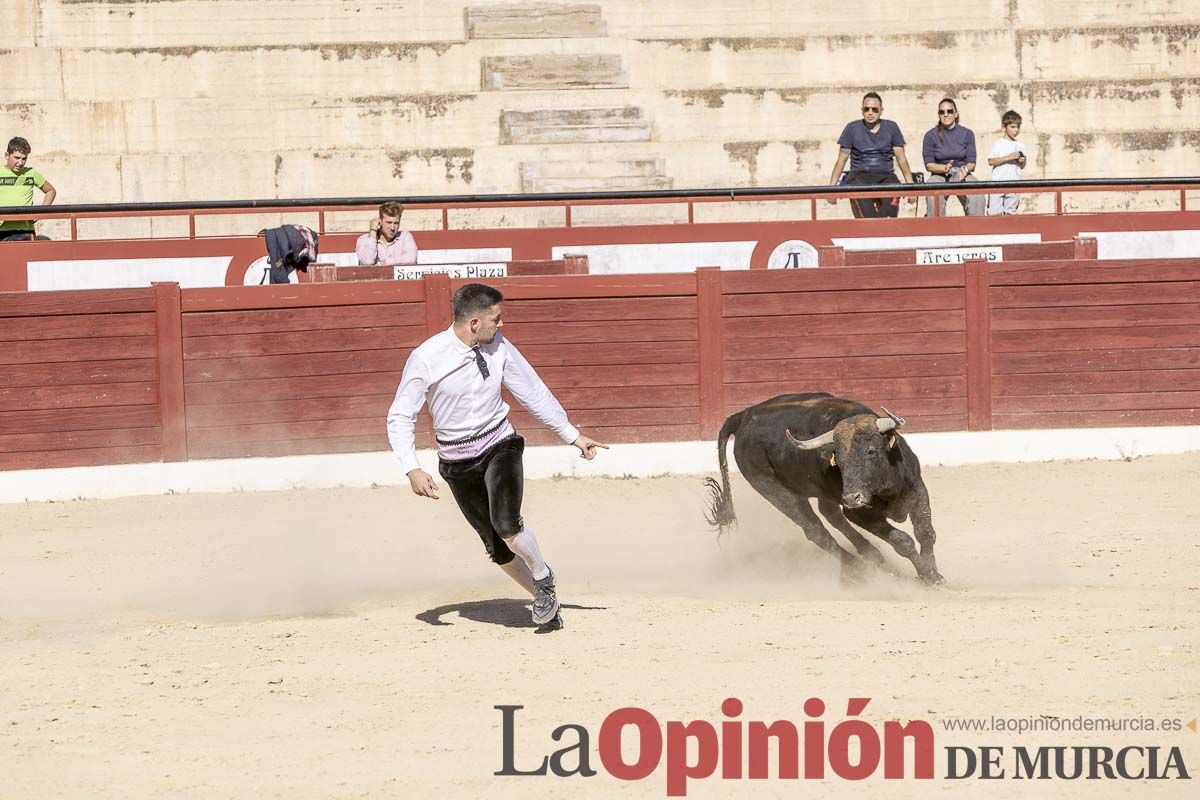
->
xmin=3 ymin=425 xmax=1200 ymax=505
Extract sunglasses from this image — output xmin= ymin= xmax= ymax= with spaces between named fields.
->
xmin=862 ymin=106 xmax=881 ymax=112
xmin=938 ymin=109 xmax=957 ymax=115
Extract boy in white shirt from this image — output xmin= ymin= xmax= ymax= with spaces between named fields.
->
xmin=987 ymin=110 xmax=1029 ymax=215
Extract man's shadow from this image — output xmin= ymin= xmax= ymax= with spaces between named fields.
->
xmin=416 ymin=598 xmax=606 ymax=631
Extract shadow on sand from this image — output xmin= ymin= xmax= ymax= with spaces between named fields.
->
xmin=416 ymin=598 xmax=606 ymax=631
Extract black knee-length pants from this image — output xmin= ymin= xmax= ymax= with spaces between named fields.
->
xmin=438 ymin=435 xmax=525 ymax=564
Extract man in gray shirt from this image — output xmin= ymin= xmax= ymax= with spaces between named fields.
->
xmin=827 ymin=92 xmax=916 ymax=218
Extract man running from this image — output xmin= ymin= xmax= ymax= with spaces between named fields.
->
xmin=386 ymin=283 xmax=607 ymax=630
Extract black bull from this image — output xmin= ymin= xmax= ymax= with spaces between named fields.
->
xmin=704 ymin=393 xmax=945 ymax=584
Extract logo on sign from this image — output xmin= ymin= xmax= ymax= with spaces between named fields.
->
xmin=766 ymin=240 xmax=819 ymax=269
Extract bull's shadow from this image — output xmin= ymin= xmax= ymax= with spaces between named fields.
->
xmin=416 ymin=598 xmax=605 ymax=630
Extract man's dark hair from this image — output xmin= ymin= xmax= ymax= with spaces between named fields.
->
xmin=6 ymin=137 xmax=31 ymax=156
xmin=1001 ymin=109 xmax=1023 ymax=126
xmin=862 ymin=92 xmax=882 ymax=107
xmin=452 ymin=283 xmax=504 ymax=322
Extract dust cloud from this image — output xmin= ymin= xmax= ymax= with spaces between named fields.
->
xmin=5 ymin=453 xmax=1185 ymax=628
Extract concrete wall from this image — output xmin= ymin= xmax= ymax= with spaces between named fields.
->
xmin=3 ymin=0 xmax=1197 ymax=216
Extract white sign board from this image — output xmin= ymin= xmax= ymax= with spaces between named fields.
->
xmin=394 ymin=263 xmax=509 ymax=280
xmin=915 ymin=246 xmax=1003 ymax=265
xmin=550 ymin=242 xmax=756 ymax=274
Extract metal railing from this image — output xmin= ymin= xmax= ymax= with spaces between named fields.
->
xmin=1 ymin=177 xmax=1197 ymax=242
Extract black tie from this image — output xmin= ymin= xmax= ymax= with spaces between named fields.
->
xmin=472 ymin=346 xmax=490 ymax=380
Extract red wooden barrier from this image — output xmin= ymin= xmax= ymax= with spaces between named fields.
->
xmin=720 ymin=265 xmax=968 ymax=432
xmin=819 ymin=237 xmax=1097 ymax=267
xmin=963 ymin=260 xmax=993 ymax=430
xmin=988 ymin=259 xmax=1200 ymax=428
xmin=153 ymin=282 xmax=187 ymax=461
xmin=306 ymin=256 xmax=589 ymax=283
xmin=0 ymin=288 xmax=162 ymax=470
xmin=4 ymin=258 xmax=1200 ymax=470
xmin=696 ymin=267 xmax=725 ymax=439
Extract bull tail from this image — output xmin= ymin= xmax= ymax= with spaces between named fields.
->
xmin=704 ymin=410 xmax=744 ymax=539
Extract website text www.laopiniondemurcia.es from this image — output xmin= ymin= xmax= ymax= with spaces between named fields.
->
xmin=493 ymin=698 xmax=1192 ymax=796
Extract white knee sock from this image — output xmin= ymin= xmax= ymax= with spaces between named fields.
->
xmin=499 ymin=557 xmax=535 ymax=595
xmin=504 ymin=526 xmax=550 ymax=580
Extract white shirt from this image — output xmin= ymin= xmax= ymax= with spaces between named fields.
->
xmin=989 ymin=137 xmax=1029 ymax=181
xmin=386 ymin=326 xmax=579 ymax=474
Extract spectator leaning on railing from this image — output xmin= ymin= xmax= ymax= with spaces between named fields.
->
xmin=827 ymin=92 xmax=916 ymax=218
xmin=922 ymin=98 xmax=985 ymax=217
xmin=356 ymin=201 xmax=418 ymax=266
xmin=0 ymin=137 xmax=56 ymax=242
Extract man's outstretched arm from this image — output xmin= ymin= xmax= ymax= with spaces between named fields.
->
xmin=501 ymin=337 xmax=607 ymax=459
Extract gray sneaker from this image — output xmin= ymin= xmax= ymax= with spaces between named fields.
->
xmin=535 ymin=612 xmax=564 ymax=633
xmin=531 ymin=567 xmax=559 ymax=625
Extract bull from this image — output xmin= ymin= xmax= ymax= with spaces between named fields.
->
xmin=704 ymin=392 xmax=944 ymax=584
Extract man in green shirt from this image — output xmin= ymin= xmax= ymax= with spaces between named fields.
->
xmin=0 ymin=137 xmax=56 ymax=241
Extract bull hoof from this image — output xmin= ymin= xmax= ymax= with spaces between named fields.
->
xmin=921 ymin=570 xmax=946 ymax=586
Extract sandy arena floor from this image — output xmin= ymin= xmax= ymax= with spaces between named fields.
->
xmin=2 ymin=453 xmax=1199 ymax=798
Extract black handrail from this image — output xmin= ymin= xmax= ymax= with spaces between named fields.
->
xmin=2 ymin=177 xmax=1198 ymax=217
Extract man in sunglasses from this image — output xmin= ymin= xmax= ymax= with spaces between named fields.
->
xmin=827 ymin=92 xmax=916 ymax=218
xmin=387 ymin=282 xmax=607 ymax=631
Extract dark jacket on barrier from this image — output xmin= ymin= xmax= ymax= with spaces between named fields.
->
xmin=262 ymin=225 xmax=319 ymax=284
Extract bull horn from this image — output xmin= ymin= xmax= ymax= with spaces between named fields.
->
xmin=880 ymin=407 xmax=906 ymax=427
xmin=785 ymin=427 xmax=836 ymax=450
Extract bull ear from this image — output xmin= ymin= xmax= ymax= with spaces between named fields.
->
xmin=885 ymin=431 xmax=898 ymax=450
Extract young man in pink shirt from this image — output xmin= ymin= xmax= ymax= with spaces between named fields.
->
xmin=355 ymin=201 xmax=418 ymax=266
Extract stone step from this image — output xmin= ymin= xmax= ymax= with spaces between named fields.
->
xmin=466 ymin=3 xmax=606 ymax=39
xmin=28 ymin=0 xmax=1200 ymax=49
xmin=26 ymin=0 xmax=1036 ymax=48
xmin=34 ymin=0 xmax=474 ymax=48
xmin=1010 ymin=0 xmax=1200 ymax=27
xmin=520 ymin=156 xmax=672 ymax=192
xmin=6 ymin=25 xmax=1195 ymax=104
xmin=652 ymin=80 xmax=1200 ymax=145
xmin=8 ymin=93 xmax=653 ymax=155
xmin=599 ymin=0 xmax=990 ymax=36
xmin=1019 ymin=25 xmax=1200 ymax=80
xmin=32 ymin=130 xmax=1200 ymax=210
xmin=600 ymin=0 xmax=1200 ymax=35
xmin=521 ymin=172 xmax=674 ymax=193
xmin=500 ymin=106 xmax=651 ymax=144
xmin=14 ymin=75 xmax=1198 ymax=163
xmin=522 ymin=156 xmax=666 ymax=180
xmin=482 ymin=53 xmax=628 ymax=90
xmin=1 ymin=38 xmax=629 ymax=102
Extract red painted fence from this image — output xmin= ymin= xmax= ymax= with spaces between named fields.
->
xmin=2 ymin=260 xmax=1198 ymax=471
